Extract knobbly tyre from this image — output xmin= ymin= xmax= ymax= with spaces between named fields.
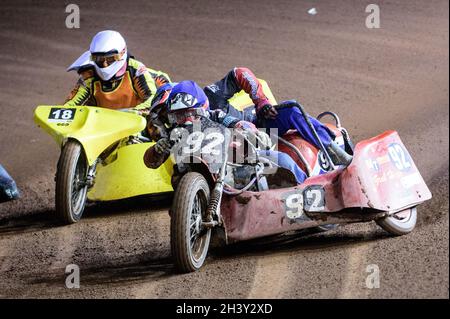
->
xmin=168 ymin=100 xmax=432 ymax=273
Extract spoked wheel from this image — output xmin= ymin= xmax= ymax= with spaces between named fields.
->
xmin=171 ymin=172 xmax=211 ymax=273
xmin=55 ymin=140 xmax=89 ymax=224
xmin=376 ymin=207 xmax=417 ymax=236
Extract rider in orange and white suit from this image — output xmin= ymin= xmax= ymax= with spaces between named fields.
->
xmin=64 ymin=30 xmax=170 ymax=111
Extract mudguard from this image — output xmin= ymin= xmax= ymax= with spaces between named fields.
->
xmin=34 ymin=105 xmax=146 ymax=165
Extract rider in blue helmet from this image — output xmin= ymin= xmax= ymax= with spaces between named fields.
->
xmin=144 ymin=80 xmax=307 ymax=184
xmin=166 ymin=80 xmax=210 ymax=125
xmin=146 ymin=67 xmax=352 ymax=168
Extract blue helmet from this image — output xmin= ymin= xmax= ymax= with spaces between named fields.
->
xmin=166 ymin=81 xmax=210 ymax=125
xmin=168 ymin=80 xmax=209 ymax=112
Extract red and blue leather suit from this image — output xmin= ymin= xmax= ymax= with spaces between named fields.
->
xmin=204 ymin=67 xmax=336 ymax=148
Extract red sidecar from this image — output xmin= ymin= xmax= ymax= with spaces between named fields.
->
xmin=220 ymin=129 xmax=432 ymax=243
xmin=169 ymin=106 xmax=432 ymax=273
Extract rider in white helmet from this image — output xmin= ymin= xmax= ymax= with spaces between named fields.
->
xmin=64 ymin=30 xmax=170 ymax=111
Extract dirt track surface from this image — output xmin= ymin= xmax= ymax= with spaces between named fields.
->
xmin=0 ymin=0 xmax=448 ymax=298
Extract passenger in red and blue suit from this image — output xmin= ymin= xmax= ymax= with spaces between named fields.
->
xmin=204 ymin=67 xmax=352 ymax=165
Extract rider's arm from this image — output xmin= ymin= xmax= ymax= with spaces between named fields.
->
xmin=143 ymin=139 xmax=171 ymax=169
xmin=209 ymin=109 xmax=240 ymax=128
xmin=233 ymin=67 xmax=270 ymax=109
xmin=204 ymin=67 xmax=270 ymax=110
xmin=148 ymin=68 xmax=171 ymax=88
xmin=143 ymin=110 xmax=172 ymax=169
xmin=130 ymin=59 xmax=172 ymax=110
xmin=64 ymin=71 xmax=94 ymax=106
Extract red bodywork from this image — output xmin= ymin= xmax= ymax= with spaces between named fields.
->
xmin=220 ymin=130 xmax=432 ymax=243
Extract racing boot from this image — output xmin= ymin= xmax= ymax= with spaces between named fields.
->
xmin=326 ymin=141 xmax=353 ymax=166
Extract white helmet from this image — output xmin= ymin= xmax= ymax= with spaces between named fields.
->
xmin=89 ymin=30 xmax=128 ymax=81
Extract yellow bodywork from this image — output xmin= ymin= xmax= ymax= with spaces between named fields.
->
xmin=34 ymin=79 xmax=276 ymax=201
xmin=34 ymin=106 xmax=146 ymax=165
xmin=34 ymin=105 xmax=173 ymax=201
xmin=87 ymin=142 xmax=174 ymax=201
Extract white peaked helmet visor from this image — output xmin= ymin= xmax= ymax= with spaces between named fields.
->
xmin=67 ymin=50 xmax=94 ymax=72
xmin=89 ymin=30 xmax=128 ymax=81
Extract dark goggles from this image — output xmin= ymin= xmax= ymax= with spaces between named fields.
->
xmin=91 ymin=50 xmax=124 ymax=68
xmin=167 ymin=108 xmax=205 ymax=125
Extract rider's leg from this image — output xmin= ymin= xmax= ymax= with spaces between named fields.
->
xmin=265 ymin=107 xmax=334 ymax=147
xmin=258 ymin=150 xmax=307 ymax=184
xmin=265 ymin=107 xmax=352 ymax=166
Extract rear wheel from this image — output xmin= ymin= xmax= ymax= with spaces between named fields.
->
xmin=55 ymin=140 xmax=89 ymax=224
xmin=171 ymin=172 xmax=211 ymax=273
xmin=376 ymin=207 xmax=417 ymax=236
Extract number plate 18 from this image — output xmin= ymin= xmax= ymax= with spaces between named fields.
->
xmin=48 ymin=108 xmax=76 ymax=122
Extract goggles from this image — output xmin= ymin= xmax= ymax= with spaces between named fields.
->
xmin=91 ymin=49 xmax=125 ymax=68
xmin=168 ymin=108 xmax=205 ymax=126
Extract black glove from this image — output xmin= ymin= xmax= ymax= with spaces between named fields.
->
xmin=147 ymin=111 xmax=169 ymax=141
xmin=154 ymin=137 xmax=172 ymax=154
xmin=257 ymin=103 xmax=278 ymax=120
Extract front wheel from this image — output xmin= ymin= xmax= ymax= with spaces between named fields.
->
xmin=55 ymin=140 xmax=89 ymax=224
xmin=171 ymin=172 xmax=211 ymax=273
xmin=376 ymin=207 xmax=417 ymax=236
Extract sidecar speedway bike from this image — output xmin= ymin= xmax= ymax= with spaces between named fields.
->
xmin=168 ymin=101 xmax=432 ymax=273
xmin=33 ymin=80 xmax=276 ymax=224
